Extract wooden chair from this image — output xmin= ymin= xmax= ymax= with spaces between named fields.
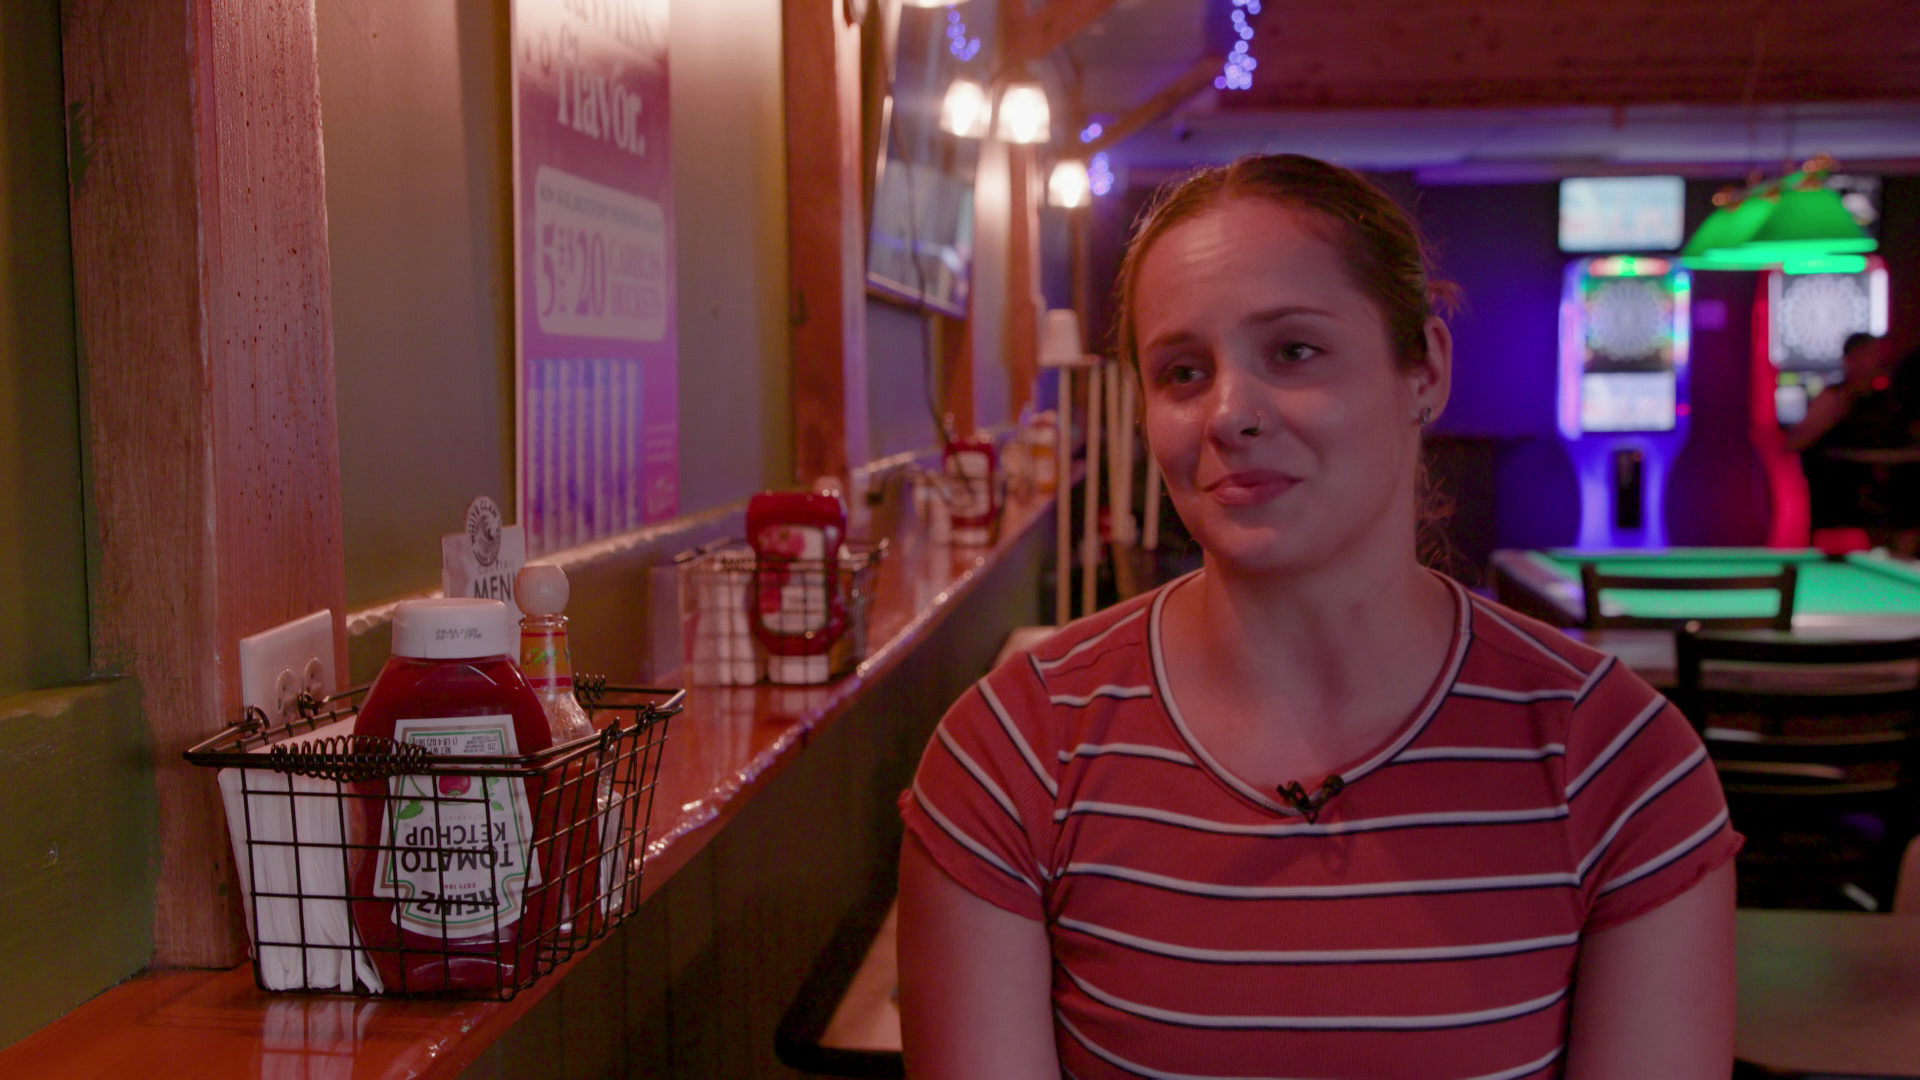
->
xmin=1675 ymin=628 xmax=1920 ymax=909
xmin=1579 ymin=563 xmax=1798 ymax=630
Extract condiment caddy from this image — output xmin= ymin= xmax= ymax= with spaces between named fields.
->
xmin=185 ymin=652 xmax=679 ymax=1000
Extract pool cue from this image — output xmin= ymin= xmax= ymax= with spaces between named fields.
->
xmin=1056 ymin=365 xmax=1073 ymax=624
xmin=1115 ymin=369 xmax=1137 ymax=545
xmin=1082 ymin=362 xmax=1104 ymax=618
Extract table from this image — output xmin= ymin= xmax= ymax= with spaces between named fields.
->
xmin=1738 ymin=908 xmax=1920 ymax=1077
xmin=1492 ymin=547 xmax=1920 ymax=630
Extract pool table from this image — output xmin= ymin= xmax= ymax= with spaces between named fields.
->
xmin=1490 ymin=548 xmax=1920 ymax=630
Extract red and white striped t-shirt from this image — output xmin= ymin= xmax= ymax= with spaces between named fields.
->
xmin=902 ymin=573 xmax=1739 ymax=1080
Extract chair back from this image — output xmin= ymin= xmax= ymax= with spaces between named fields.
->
xmin=1579 ymin=563 xmax=1797 ymax=630
xmin=1674 ymin=628 xmax=1920 ymax=907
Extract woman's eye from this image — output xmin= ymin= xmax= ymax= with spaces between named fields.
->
xmin=1274 ymin=342 xmax=1320 ymax=364
xmin=1154 ymin=362 xmax=1205 ymax=387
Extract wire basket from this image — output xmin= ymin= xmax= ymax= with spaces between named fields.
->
xmin=183 ymin=678 xmax=680 ymax=1000
xmin=679 ymin=540 xmax=886 ymax=685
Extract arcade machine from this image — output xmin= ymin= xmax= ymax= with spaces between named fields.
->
xmin=1751 ymin=257 xmax=1889 ymax=546
xmin=1558 ymin=255 xmax=1692 ymax=548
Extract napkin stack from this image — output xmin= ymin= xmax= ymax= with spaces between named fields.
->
xmin=217 ymin=717 xmax=384 ymax=993
xmin=685 ymin=547 xmax=760 ymax=685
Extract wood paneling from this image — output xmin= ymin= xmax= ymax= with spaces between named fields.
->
xmin=61 ymin=0 xmax=345 ymax=967
xmin=1228 ymin=0 xmax=1920 ymax=111
xmin=786 ymin=0 xmax=870 ymax=483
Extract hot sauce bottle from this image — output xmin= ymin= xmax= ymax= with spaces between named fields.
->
xmin=746 ymin=491 xmax=848 ymax=685
xmin=349 ymin=598 xmax=558 ymax=994
xmin=515 ymin=564 xmax=594 ymax=743
xmin=515 ymin=564 xmax=607 ymax=931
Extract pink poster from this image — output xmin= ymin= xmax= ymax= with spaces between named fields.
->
xmin=513 ymin=0 xmax=677 ymax=556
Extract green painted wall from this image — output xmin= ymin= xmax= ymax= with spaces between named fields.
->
xmin=321 ymin=0 xmax=793 ymax=608
xmin=0 ymin=3 xmax=160 ymax=1052
xmin=0 ymin=0 xmax=90 ymax=698
xmin=0 ymin=679 xmax=158 ymax=1050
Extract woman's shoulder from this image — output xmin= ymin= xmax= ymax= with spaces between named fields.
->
xmin=948 ymin=583 xmax=1172 ymax=747
xmin=1003 ymin=580 xmax=1169 ymax=680
xmin=1453 ymin=588 xmax=1683 ymax=756
xmin=1456 ymin=586 xmax=1629 ymax=694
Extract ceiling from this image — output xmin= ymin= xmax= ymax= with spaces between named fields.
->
xmin=1049 ymin=0 xmax=1920 ymax=180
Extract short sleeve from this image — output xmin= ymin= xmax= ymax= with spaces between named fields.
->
xmin=1564 ymin=661 xmax=1743 ymax=932
xmin=899 ymin=659 xmax=1062 ymax=921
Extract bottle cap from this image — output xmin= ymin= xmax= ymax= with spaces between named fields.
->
xmin=515 ymin=564 xmax=570 ymax=617
xmin=391 ymin=598 xmax=514 ymax=660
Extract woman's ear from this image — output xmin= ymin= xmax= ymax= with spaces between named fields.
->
xmin=1409 ymin=316 xmax=1454 ymax=423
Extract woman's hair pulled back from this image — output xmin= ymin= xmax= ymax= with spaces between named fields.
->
xmin=1112 ymin=153 xmax=1457 ymax=373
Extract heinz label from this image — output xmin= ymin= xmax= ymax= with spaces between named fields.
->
xmin=375 ymin=715 xmax=539 ymax=938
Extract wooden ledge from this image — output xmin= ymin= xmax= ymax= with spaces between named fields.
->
xmin=0 ymin=496 xmax=1055 ymax=1079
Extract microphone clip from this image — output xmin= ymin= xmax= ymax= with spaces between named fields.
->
xmin=1277 ymin=775 xmax=1345 ymax=824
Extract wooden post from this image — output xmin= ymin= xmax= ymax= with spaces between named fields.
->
xmin=939 ymin=312 xmax=975 ymax=438
xmin=784 ymin=0 xmax=870 ymax=484
xmin=1005 ymin=142 xmax=1041 ymax=420
xmin=62 ymin=0 xmax=346 ymax=966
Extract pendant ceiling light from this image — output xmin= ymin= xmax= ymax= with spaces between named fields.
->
xmin=1679 ymin=191 xmax=1780 ymax=271
xmin=997 ymin=79 xmax=1051 ymax=145
xmin=1047 ymin=159 xmax=1091 ymax=208
xmin=1679 ymin=154 xmax=1876 ymax=271
xmin=1739 ymin=171 xmax=1876 ymax=258
xmin=939 ymin=78 xmax=991 ymax=139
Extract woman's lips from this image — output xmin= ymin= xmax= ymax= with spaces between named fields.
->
xmin=1203 ymin=470 xmax=1299 ymax=506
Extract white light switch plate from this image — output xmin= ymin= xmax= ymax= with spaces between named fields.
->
xmin=239 ymin=610 xmax=337 ymax=722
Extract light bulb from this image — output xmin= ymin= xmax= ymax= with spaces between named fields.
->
xmin=940 ymin=78 xmax=990 ymax=139
xmin=1048 ymin=160 xmax=1090 ymax=208
xmin=997 ymin=82 xmax=1051 ymax=145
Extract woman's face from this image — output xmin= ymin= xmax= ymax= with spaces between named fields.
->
xmin=1132 ymin=198 xmax=1450 ymax=579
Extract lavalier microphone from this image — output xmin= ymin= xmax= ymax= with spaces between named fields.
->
xmin=1277 ymin=775 xmax=1344 ymax=824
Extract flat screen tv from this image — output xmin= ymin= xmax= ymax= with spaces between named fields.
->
xmin=1559 ymin=176 xmax=1685 ymax=253
xmin=865 ymin=2 xmax=994 ymax=318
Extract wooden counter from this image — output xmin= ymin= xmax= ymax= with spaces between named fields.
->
xmin=0 ymin=497 xmax=1054 ymax=1079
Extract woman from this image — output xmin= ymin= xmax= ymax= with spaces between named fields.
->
xmin=898 ymin=155 xmax=1738 ymax=1079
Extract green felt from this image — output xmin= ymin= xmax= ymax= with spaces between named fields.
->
xmin=1527 ymin=549 xmax=1920 ymax=619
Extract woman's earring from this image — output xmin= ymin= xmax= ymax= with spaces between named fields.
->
xmin=1419 ymin=406 xmax=1434 ymax=426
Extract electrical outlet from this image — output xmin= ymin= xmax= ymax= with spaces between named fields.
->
xmin=239 ymin=610 xmax=337 ymax=723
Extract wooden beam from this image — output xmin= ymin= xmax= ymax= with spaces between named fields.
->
xmin=1010 ymin=0 xmax=1126 ymax=63
xmin=785 ymin=0 xmax=870 ymax=483
xmin=1086 ymin=54 xmax=1221 ymax=156
xmin=1005 ymin=143 xmax=1041 ymax=420
xmin=939 ymin=313 xmax=975 ymax=437
xmin=62 ymin=0 xmax=346 ymax=966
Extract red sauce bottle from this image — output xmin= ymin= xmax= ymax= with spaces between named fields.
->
xmin=944 ymin=434 xmax=1000 ymax=545
xmin=349 ymin=598 xmax=559 ymax=994
xmin=746 ymin=491 xmax=848 ymax=684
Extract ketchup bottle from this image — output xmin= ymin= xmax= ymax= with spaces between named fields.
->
xmin=746 ymin=491 xmax=847 ymax=685
xmin=944 ymin=434 xmax=1000 ymax=546
xmin=349 ymin=598 xmax=559 ymax=994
